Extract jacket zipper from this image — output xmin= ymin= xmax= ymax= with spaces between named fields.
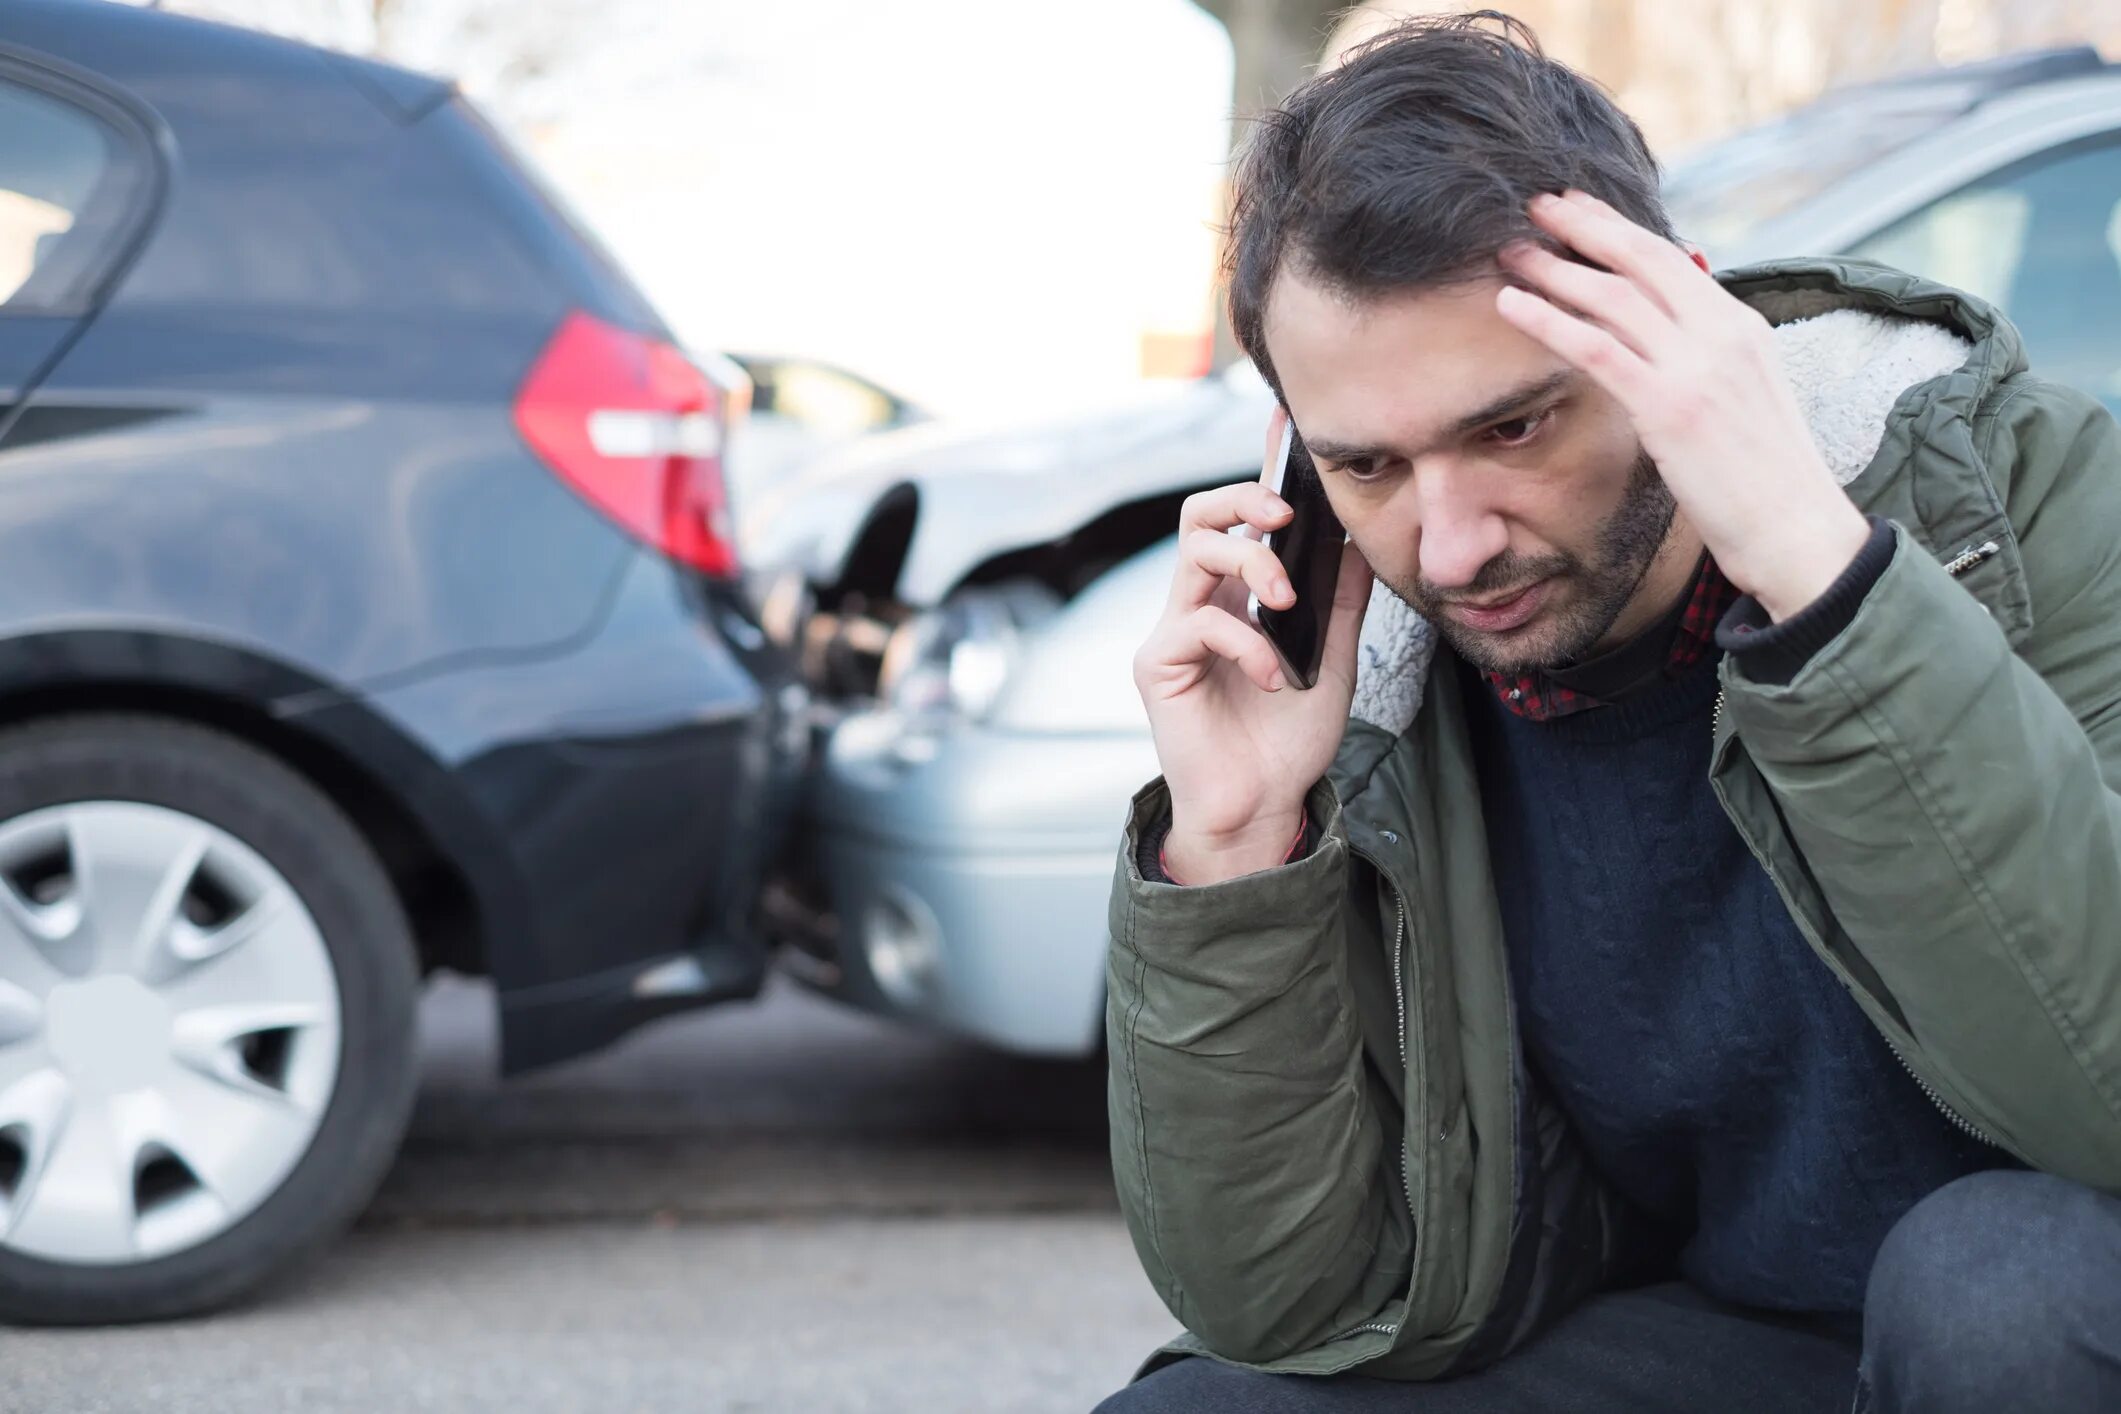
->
xmin=1333 ymin=861 xmax=1412 ymax=1342
xmin=1387 ymin=889 xmax=1414 ymax=1229
xmin=1893 ymin=541 xmax=2003 ymax=1144
xmin=1940 ymin=539 xmax=2001 ymax=578
xmin=1708 ymin=535 xmax=2007 ymax=1148
xmin=1883 ymin=1035 xmax=2000 ymax=1145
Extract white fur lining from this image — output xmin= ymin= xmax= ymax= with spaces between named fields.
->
xmin=1347 ymin=307 xmax=1974 ymax=737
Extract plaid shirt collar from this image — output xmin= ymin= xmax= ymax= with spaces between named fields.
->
xmin=1484 ymin=557 xmax=1735 ymax=722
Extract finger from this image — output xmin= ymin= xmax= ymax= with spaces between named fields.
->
xmin=1177 ymin=480 xmax=1292 ymax=541
xmin=1319 ymin=539 xmax=1374 ymax=691
xmin=1527 ymin=190 xmax=1711 ymax=319
xmin=1495 ymin=284 xmax=1655 ymax=417
xmin=1186 ymin=603 xmax=1287 ymax=693
xmin=1498 ymin=240 xmax=1679 ymax=363
xmin=1169 ymin=525 xmax=1293 ymax=614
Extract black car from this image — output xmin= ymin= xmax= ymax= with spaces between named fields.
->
xmin=0 ymin=0 xmax=799 ymax=1323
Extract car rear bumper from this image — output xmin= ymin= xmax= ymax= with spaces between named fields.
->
xmin=479 ymin=702 xmax=804 ymax=1072
xmin=774 ymin=706 xmax=1155 ymax=1057
xmin=345 ymin=550 xmax=807 ymax=1072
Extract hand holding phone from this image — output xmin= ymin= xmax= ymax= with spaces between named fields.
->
xmin=1130 ymin=407 xmax=1375 ymax=885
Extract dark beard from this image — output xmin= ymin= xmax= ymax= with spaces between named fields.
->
xmin=1388 ymin=451 xmax=1677 ymax=674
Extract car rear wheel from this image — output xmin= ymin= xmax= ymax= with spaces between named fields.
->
xmin=0 ymin=714 xmax=419 ymax=1324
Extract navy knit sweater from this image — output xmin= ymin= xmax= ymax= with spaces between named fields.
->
xmin=1460 ymin=651 xmax=2009 ymax=1313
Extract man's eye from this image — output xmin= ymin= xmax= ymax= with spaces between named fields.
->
xmin=1486 ymin=410 xmax=1550 ymax=447
xmin=1333 ymin=458 xmax=1382 ymax=481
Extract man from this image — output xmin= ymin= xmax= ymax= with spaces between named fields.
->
xmin=1096 ymin=12 xmax=2121 ymax=1413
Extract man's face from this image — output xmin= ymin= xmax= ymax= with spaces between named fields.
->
xmin=1265 ymin=266 xmax=1678 ymax=674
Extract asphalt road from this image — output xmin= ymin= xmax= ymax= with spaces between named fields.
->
xmin=9 ymin=977 xmax=1176 ymax=1413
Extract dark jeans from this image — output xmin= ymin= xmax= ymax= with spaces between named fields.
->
xmin=1094 ymin=1171 xmax=2121 ymax=1413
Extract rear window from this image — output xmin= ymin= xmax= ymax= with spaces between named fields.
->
xmin=109 ymin=64 xmax=658 ymax=330
xmin=446 ymin=100 xmax=664 ymax=336
xmin=0 ymin=80 xmax=113 ymax=309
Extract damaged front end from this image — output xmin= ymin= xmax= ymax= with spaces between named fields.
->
xmin=748 ymin=366 xmax=1273 ymax=1052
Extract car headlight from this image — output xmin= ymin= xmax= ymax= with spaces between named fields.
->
xmin=988 ymin=537 xmax=1176 ymax=735
xmin=988 ymin=637 xmax=1144 ymax=733
xmin=876 ymin=581 xmax=1060 ymax=721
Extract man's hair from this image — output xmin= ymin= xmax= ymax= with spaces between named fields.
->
xmin=1225 ymin=10 xmax=1675 ymax=400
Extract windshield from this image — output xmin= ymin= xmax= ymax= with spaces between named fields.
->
xmin=1663 ymin=92 xmax=1971 ymax=252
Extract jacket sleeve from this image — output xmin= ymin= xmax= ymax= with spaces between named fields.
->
xmin=1721 ymin=380 xmax=2121 ymax=1187
xmin=1106 ymin=775 xmax=1413 ymax=1364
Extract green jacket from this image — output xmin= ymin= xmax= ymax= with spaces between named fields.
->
xmin=1105 ymin=259 xmax=2121 ymax=1382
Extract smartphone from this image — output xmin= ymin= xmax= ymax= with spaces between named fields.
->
xmin=1247 ymin=420 xmax=1346 ymax=690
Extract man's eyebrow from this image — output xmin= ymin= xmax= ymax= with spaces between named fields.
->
xmin=1302 ymin=370 xmax=1576 ymax=466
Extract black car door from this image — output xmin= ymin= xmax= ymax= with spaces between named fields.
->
xmin=0 ymin=47 xmax=160 ymax=425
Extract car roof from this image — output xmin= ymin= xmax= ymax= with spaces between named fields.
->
xmin=1667 ymin=43 xmax=2121 ymax=266
xmin=1755 ymin=45 xmax=2119 ymax=145
xmin=2 ymin=0 xmax=451 ymax=119
xmin=1852 ymin=43 xmax=2110 ymax=101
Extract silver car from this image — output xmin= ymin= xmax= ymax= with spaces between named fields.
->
xmin=765 ymin=45 xmax=2121 ymax=1057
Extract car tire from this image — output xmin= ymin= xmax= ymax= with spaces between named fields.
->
xmin=0 ymin=713 xmax=419 ymax=1325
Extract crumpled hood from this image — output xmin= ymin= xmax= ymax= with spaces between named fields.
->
xmin=1350 ymin=258 xmax=2015 ymax=738
xmin=740 ymin=367 xmax=1273 ymax=604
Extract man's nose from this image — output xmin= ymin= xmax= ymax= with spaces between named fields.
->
xmin=1412 ymin=464 xmax=1508 ymax=591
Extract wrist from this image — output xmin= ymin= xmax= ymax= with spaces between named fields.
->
xmin=1733 ymin=506 xmax=1872 ymax=623
xmin=1163 ymin=805 xmax=1306 ymax=886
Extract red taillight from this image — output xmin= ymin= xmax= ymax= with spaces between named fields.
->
xmin=513 ymin=310 xmax=739 ymax=579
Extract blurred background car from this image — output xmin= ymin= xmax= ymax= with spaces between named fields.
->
xmin=720 ymin=352 xmax=927 ymax=518
xmin=764 ymin=42 xmax=2121 ymax=1058
xmin=0 ymin=0 xmax=798 ymax=1322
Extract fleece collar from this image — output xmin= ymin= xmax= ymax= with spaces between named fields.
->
xmin=1348 ymin=302 xmax=1974 ymax=737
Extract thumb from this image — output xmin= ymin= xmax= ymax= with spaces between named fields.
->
xmin=1320 ymin=538 xmax=1373 ymax=691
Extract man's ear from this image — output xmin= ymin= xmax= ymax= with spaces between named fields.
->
xmin=1682 ymin=240 xmax=1711 ymax=274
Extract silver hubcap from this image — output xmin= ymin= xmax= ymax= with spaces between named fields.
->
xmin=0 ymin=802 xmax=341 ymax=1265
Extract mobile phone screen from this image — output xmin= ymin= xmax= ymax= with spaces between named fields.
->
xmin=1251 ymin=422 xmax=1345 ymax=690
